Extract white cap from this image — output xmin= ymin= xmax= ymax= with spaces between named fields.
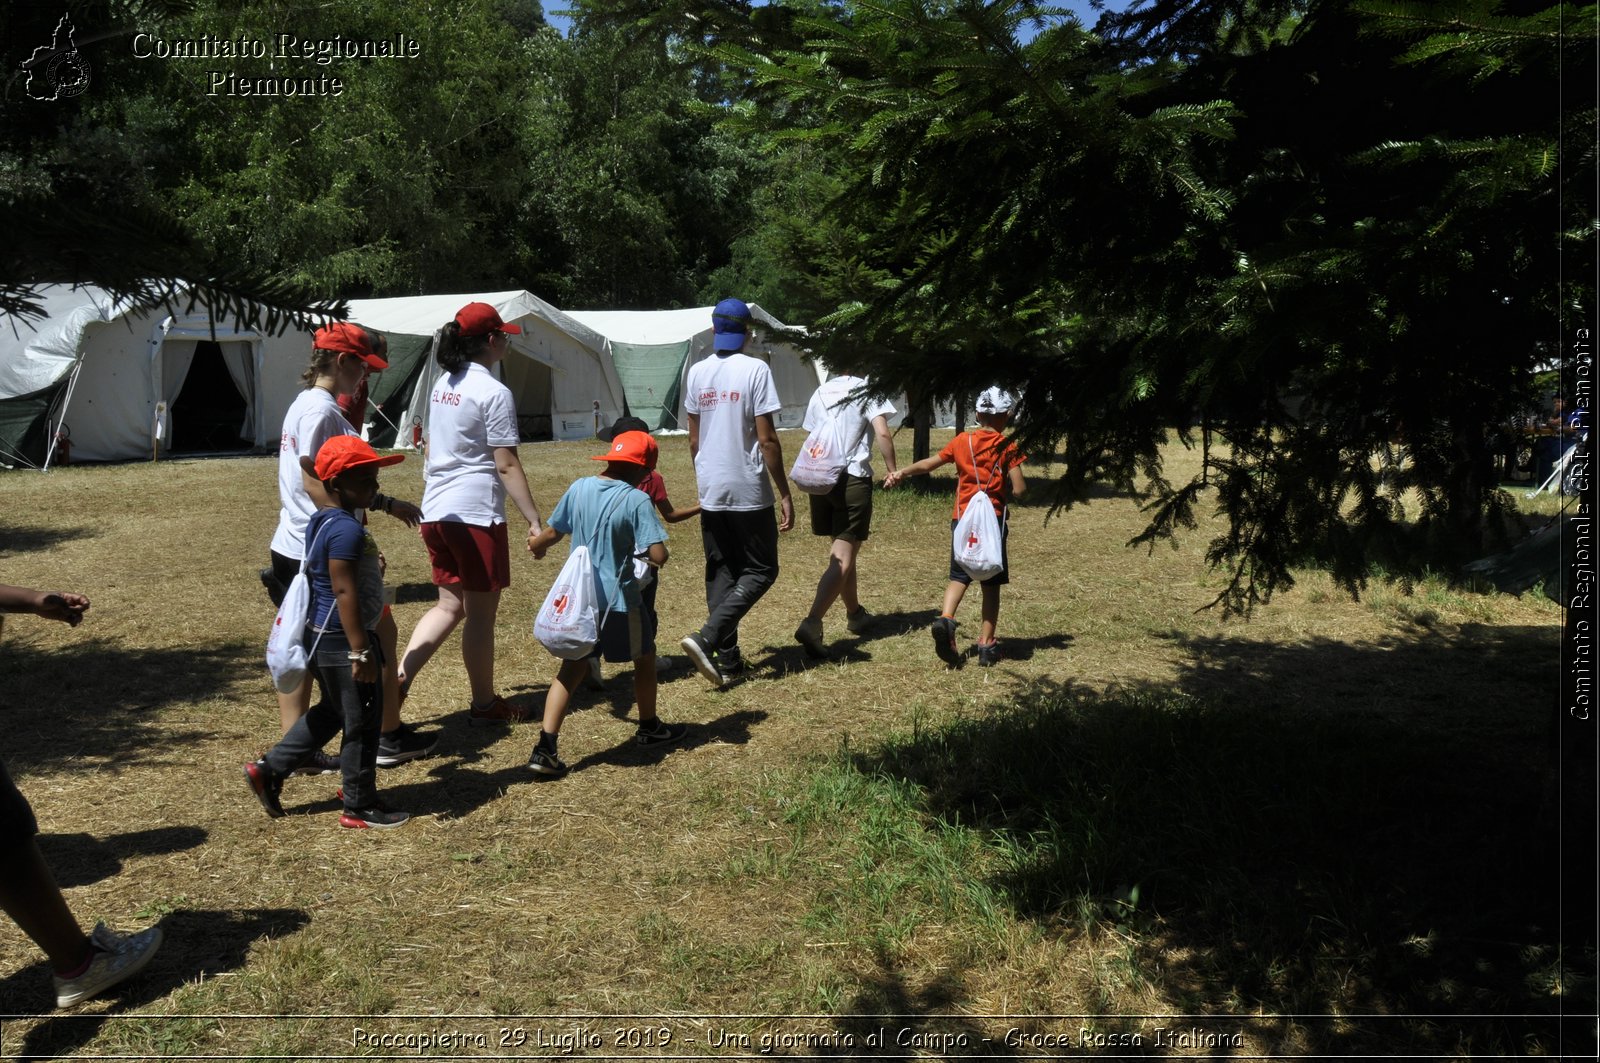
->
xmin=975 ymin=387 xmax=1016 ymax=414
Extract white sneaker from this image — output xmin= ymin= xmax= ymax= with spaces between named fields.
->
xmin=54 ymin=921 xmax=163 ymax=1008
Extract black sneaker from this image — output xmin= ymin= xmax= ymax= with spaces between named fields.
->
xmin=977 ymin=642 xmax=1001 ymax=667
xmin=679 ymin=633 xmax=724 ymax=688
xmin=243 ymin=760 xmax=284 ymax=818
xmin=794 ymin=618 xmax=827 ymax=659
xmin=338 ymin=804 xmax=409 ymax=830
xmin=527 ymin=747 xmax=570 ymax=778
xmin=376 ymin=723 xmax=438 ymax=768
xmin=294 ymin=750 xmax=341 ymax=776
xmin=636 ymin=720 xmax=687 ymax=747
xmin=931 ymin=616 xmax=961 ymax=666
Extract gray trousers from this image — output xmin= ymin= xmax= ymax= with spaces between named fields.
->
xmin=261 ymin=634 xmax=383 ymax=810
xmin=698 ymin=508 xmax=780 ymax=662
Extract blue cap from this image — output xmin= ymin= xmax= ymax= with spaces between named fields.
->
xmin=711 ymin=298 xmax=751 ymax=351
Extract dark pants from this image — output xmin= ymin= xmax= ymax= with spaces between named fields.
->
xmin=699 ymin=508 xmax=780 ymax=662
xmin=261 ymin=633 xmax=382 ymax=810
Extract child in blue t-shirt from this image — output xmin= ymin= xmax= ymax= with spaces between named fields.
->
xmin=527 ymin=431 xmax=684 ymax=778
xmin=245 ymin=437 xmax=411 ymax=829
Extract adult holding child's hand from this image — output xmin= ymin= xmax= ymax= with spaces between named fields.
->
xmin=395 ymin=302 xmax=545 ymax=726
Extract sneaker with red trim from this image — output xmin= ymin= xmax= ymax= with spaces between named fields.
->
xmin=338 ymin=804 xmax=409 ymax=829
xmin=467 ymin=695 xmax=527 ymax=725
xmin=243 ymin=760 xmax=285 ymax=818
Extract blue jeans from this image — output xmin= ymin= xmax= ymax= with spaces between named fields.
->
xmin=261 ymin=633 xmax=383 ymax=810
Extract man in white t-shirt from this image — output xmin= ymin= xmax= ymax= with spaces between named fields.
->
xmin=793 ymin=374 xmax=897 ymax=659
xmin=678 ymin=298 xmax=793 ymax=687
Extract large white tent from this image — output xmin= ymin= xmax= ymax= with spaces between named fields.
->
xmin=348 ymin=290 xmax=627 ymax=444
xmin=566 ymin=304 xmax=824 ymax=432
xmin=0 ymin=285 xmax=313 ymax=467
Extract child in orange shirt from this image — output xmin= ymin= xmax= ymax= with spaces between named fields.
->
xmin=883 ymin=387 xmax=1026 ymax=666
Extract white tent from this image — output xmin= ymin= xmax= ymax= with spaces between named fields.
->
xmin=566 ymin=304 xmax=824 ymax=431
xmin=347 ymin=290 xmax=627 ymax=444
xmin=0 ymin=285 xmax=313 ymax=467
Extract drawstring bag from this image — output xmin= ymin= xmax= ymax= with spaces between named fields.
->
xmin=534 ymin=488 xmax=632 ymax=660
xmin=266 ymin=520 xmax=336 ymax=692
xmin=534 ymin=544 xmax=604 ymax=659
xmin=952 ymin=435 xmax=1005 ymax=583
xmin=790 ymin=403 xmax=854 ymax=494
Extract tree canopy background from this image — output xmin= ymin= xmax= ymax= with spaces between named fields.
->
xmin=2 ymin=0 xmax=1592 ymax=607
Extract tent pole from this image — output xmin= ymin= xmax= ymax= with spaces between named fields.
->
xmin=41 ymin=352 xmax=88 ymax=473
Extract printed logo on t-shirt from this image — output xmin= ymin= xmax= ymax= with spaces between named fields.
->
xmin=727 ymin=390 xmax=740 ymax=402
xmin=696 ymin=388 xmax=719 ymax=409
xmin=280 ymin=432 xmax=296 ymax=454
xmin=433 ymin=389 xmax=462 ymax=407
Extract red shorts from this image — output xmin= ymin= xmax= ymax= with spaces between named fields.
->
xmin=421 ymin=521 xmax=510 ymax=592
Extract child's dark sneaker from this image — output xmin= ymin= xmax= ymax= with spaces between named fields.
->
xmin=679 ymin=633 xmax=724 ymax=688
xmin=527 ymin=747 xmax=570 ymax=778
xmin=930 ymin=616 xmax=961 ymax=666
xmin=53 ymin=922 xmax=164 ymax=1008
xmin=845 ymin=607 xmax=872 ymax=635
xmin=794 ymin=617 xmax=827 ymax=659
xmin=243 ymin=760 xmax=285 ymax=818
xmin=376 ymin=722 xmax=438 ymax=767
xmin=338 ymin=804 xmax=409 ymax=829
xmin=468 ymin=695 xmax=527 ymax=725
xmin=636 ymin=720 xmax=687 ymax=747
xmin=977 ymin=642 xmax=1001 ymax=667
xmin=294 ymin=750 xmax=341 ymax=776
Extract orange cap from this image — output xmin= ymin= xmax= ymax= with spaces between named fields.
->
xmin=590 ymin=430 xmax=658 ymax=469
xmin=314 ymin=435 xmax=405 ymax=480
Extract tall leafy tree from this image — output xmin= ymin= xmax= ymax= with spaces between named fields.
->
xmin=718 ymin=0 xmax=1593 ymax=611
xmin=0 ymin=1 xmax=339 ymax=328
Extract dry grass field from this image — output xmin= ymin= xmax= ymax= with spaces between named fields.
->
xmin=0 ymin=429 xmax=1586 ymax=1059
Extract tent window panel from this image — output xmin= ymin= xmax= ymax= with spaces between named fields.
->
xmin=611 ymin=341 xmax=690 ymax=432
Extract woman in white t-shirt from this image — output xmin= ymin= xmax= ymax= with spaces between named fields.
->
xmin=265 ymin=324 xmax=433 ymax=769
xmin=396 ymin=303 xmax=545 ymax=725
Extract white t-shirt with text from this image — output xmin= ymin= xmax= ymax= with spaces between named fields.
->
xmin=684 ymin=352 xmax=783 ymax=512
xmin=802 ymin=375 xmax=896 ymax=480
xmin=421 ymin=362 xmax=521 ymax=527
xmin=269 ymin=387 xmax=357 ymax=560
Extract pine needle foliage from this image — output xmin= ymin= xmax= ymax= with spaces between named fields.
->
xmin=709 ymin=0 xmax=1592 ymax=613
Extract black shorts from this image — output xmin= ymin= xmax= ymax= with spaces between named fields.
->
xmin=948 ymin=516 xmax=1010 ymax=586
xmin=0 ymin=759 xmax=40 ymax=850
xmin=808 ymin=474 xmax=875 ymax=541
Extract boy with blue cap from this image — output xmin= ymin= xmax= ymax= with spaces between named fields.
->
xmin=678 ymin=298 xmax=794 ymax=687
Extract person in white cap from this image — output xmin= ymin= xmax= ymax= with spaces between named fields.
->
xmin=884 ymin=386 xmax=1027 ymax=667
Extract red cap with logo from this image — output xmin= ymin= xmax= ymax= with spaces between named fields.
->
xmin=313 ymin=322 xmax=389 ymax=369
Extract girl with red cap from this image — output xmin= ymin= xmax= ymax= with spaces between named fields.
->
xmin=395 ymin=303 xmax=545 ymax=724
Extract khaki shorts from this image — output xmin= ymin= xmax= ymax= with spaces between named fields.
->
xmin=808 ymin=474 xmax=875 ymax=541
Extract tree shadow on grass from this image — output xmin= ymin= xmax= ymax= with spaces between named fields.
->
xmin=850 ymin=624 xmax=1591 ymax=1058
xmin=821 ymin=969 xmax=1015 ymax=1056
xmin=0 ymin=907 xmax=310 ymax=1057
xmin=38 ymin=827 xmax=208 ymax=889
xmin=3 ymin=639 xmax=254 ymax=774
xmin=0 ymin=522 xmax=96 ymax=556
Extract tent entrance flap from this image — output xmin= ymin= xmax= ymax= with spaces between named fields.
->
xmin=610 ymin=340 xmax=690 ymax=431
xmin=167 ymin=340 xmax=253 ymax=452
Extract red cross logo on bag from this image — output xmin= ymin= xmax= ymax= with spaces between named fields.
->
xmin=552 ymin=591 xmax=569 ymax=617
xmin=966 ymin=530 xmax=981 ymax=549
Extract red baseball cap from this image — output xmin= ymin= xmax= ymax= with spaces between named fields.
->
xmin=313 ymin=322 xmax=389 ymax=369
xmin=455 ymin=302 xmax=522 ymax=338
xmin=314 ymin=436 xmax=405 ymax=480
xmin=591 ymin=430 xmax=658 ymax=469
